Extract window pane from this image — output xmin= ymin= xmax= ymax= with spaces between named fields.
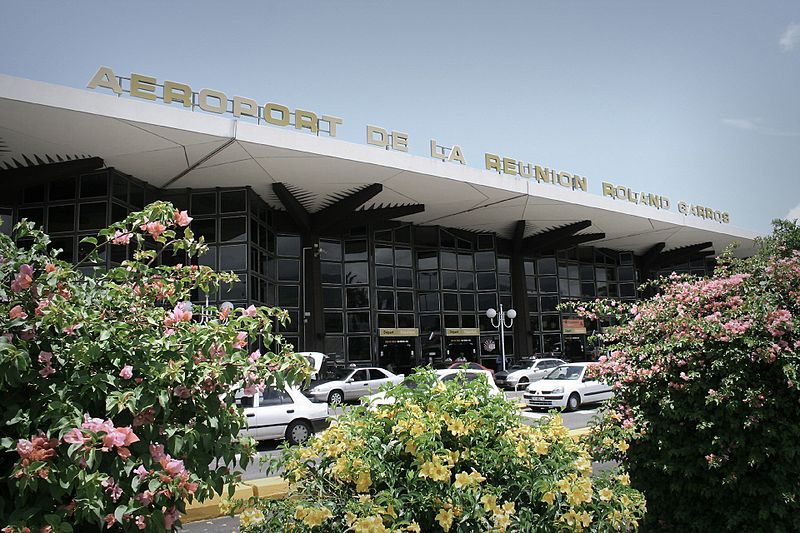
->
xmin=376 ymin=266 xmax=394 ymax=287
xmin=345 ymin=240 xmax=367 ymax=261
xmin=539 ymin=277 xmax=558 ymax=293
xmin=398 ymin=314 xmax=415 ymax=327
xmin=320 ymin=240 xmax=342 ymax=261
xmin=278 ymin=285 xmax=299 ymax=308
xmin=396 ymin=291 xmax=414 ymax=311
xmin=346 ymin=287 xmax=369 ymax=308
xmin=377 ymin=290 xmax=394 ymax=310
xmin=440 ymin=251 xmax=457 ymax=270
xmin=460 ymin=293 xmax=476 ymax=311
xmin=221 ymin=217 xmax=247 ymax=242
xmin=324 ymin=312 xmax=343 ymax=333
xmin=498 ymin=274 xmax=511 ymax=292
xmin=441 ymin=271 xmax=458 ymax=290
xmin=347 ymin=337 xmax=371 ymax=361
xmin=474 ymin=251 xmax=495 ymax=271
xmin=478 ymin=293 xmax=496 ymax=311
xmin=347 ymin=312 xmax=370 ymax=333
xmin=325 ymin=336 xmax=344 ymax=361
xmin=192 ymin=192 xmax=216 ymax=215
xmin=394 ymin=248 xmax=412 ymax=267
xmin=375 ymin=246 xmax=394 ymax=265
xmin=80 ymin=173 xmax=108 ymax=198
xmin=395 ymin=268 xmax=413 ymax=288
xmin=458 ymin=253 xmax=474 ymax=271
xmin=79 ymin=202 xmax=107 ymax=230
xmin=443 ymin=293 xmax=459 ymax=311
xmin=477 ymin=272 xmax=496 ymax=291
xmin=192 ymin=219 xmax=216 ymax=243
xmin=418 ymin=293 xmax=439 ymax=312
xmin=461 ymin=314 xmax=477 ymax=328
xmin=417 ymin=250 xmax=438 ymax=270
xmin=529 ymin=315 xmax=540 ymax=332
xmin=220 ymin=280 xmax=246 ymax=300
xmin=323 ymin=287 xmax=342 ymax=308
xmin=50 ymin=177 xmax=76 ymax=201
xmin=321 ymin=262 xmax=342 ymax=284
xmin=419 ymin=314 xmax=441 ymax=333
xmin=345 ymin=262 xmax=369 ymax=284
xmin=221 ymin=245 xmax=247 ymax=271
xmin=418 ymin=271 xmax=439 ymax=290
xmin=444 ymin=314 xmax=460 ymax=328
xmin=48 ymin=205 xmax=74 ymax=233
xmin=221 ymin=190 xmax=246 ymax=213
xmin=540 ymin=296 xmax=559 ymax=312
xmin=378 ymin=313 xmax=395 ymax=328
xmin=497 ymin=257 xmax=510 ymax=274
xmin=541 ymin=314 xmax=560 ymax=331
xmin=277 ymin=235 xmax=301 ymax=257
xmin=538 ymin=257 xmax=557 ymax=275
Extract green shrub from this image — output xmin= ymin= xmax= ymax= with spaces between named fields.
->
xmin=573 ymin=220 xmax=800 ymax=531
xmin=0 ymin=202 xmax=308 ymax=531
xmin=231 ymin=370 xmax=645 ymax=532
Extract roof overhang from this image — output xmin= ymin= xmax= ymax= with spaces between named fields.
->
xmin=0 ymin=74 xmax=759 ymax=256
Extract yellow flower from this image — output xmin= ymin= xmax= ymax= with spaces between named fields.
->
xmin=345 ymin=512 xmax=357 ymax=526
xmin=418 ymin=458 xmax=451 ymax=482
xmin=501 ymin=501 xmax=515 ymax=515
xmin=353 ymin=515 xmax=387 ymax=533
xmin=541 ymin=491 xmax=556 ymax=505
xmin=432 ymin=381 xmax=447 ymax=393
xmin=435 ymin=508 xmax=454 ymax=531
xmin=406 ymin=521 xmax=421 ymax=532
xmin=383 ymin=504 xmax=397 ymax=518
xmin=239 ymin=507 xmax=264 ymax=527
xmin=358 ymin=494 xmax=373 ymax=503
xmin=556 ymin=477 xmax=572 ymax=494
xmin=616 ymin=440 xmax=630 ymax=453
xmin=404 ymin=439 xmax=418 ymax=456
xmin=602 ymin=436 xmax=614 ymax=447
xmin=617 ymin=473 xmax=631 ymax=486
xmin=533 ymin=440 xmax=550 ymax=455
xmin=481 ymin=494 xmax=499 ymax=514
xmin=599 ymin=487 xmax=613 ymax=501
xmin=356 ymin=470 xmax=372 ymax=492
xmin=493 ymin=512 xmax=512 ymax=531
xmin=576 ymin=511 xmax=593 ymax=527
xmin=298 ymin=506 xmax=333 ymax=528
xmin=453 ymin=471 xmax=472 ymax=489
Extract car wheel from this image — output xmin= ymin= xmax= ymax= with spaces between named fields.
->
xmin=518 ymin=377 xmax=529 ymax=386
xmin=286 ymin=420 xmax=312 ymax=446
xmin=566 ymin=393 xmax=581 ymax=412
xmin=328 ymin=390 xmax=344 ymax=405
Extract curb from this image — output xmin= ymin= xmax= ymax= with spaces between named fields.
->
xmin=182 ymin=427 xmax=591 ymax=523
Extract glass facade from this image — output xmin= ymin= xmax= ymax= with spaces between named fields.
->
xmin=8 ymin=167 xmax=716 ymax=370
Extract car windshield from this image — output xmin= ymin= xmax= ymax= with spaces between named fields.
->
xmin=509 ymin=361 xmax=534 ymax=371
xmin=304 ymin=356 xmax=316 ymax=369
xmin=332 ymin=368 xmax=353 ymax=380
xmin=544 ymin=365 xmax=583 ymax=380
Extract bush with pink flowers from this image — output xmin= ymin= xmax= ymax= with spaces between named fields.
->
xmin=570 ymin=220 xmax=800 ymax=531
xmin=0 ymin=202 xmax=309 ymax=532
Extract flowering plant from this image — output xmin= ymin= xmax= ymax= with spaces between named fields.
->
xmin=569 ymin=220 xmax=800 ymax=531
xmin=0 ymin=202 xmax=309 ymax=531
xmin=229 ymin=370 xmax=645 ymax=532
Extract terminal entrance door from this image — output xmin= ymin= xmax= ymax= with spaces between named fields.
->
xmin=379 ymin=338 xmax=415 ymax=375
xmin=446 ymin=337 xmax=478 ymax=363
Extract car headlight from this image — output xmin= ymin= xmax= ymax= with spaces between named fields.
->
xmin=552 ymin=386 xmax=564 ymax=394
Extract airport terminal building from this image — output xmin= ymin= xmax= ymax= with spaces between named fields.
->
xmin=0 ymin=70 xmax=758 ymax=374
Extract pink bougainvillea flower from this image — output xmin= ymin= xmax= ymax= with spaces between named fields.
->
xmin=111 ymin=229 xmax=132 ymax=245
xmin=248 ymin=349 xmax=261 ymax=363
xmin=136 ymin=489 xmax=154 ymax=505
xmin=34 ymin=298 xmax=50 ymax=316
xmin=134 ymin=464 xmax=149 ymax=479
xmin=62 ymin=324 xmax=81 ymax=335
xmin=44 ymin=263 xmax=57 ymax=273
xmin=150 ymin=443 xmax=166 ymax=462
xmin=37 ymin=351 xmax=52 ymax=363
xmin=104 ymin=514 xmax=116 ymax=528
xmin=232 ymin=331 xmax=247 ymax=349
xmin=8 ymin=305 xmax=27 ymax=320
xmin=242 ymin=305 xmax=257 ymax=317
xmin=63 ymin=428 xmax=86 ymax=445
xmin=164 ymin=304 xmax=192 ymax=327
xmin=161 ymin=456 xmax=186 ymax=477
xmin=11 ymin=264 xmax=33 ymax=292
xmin=117 ymin=446 xmax=131 ymax=460
xmin=119 ymin=364 xmax=133 ymax=379
xmin=144 ymin=221 xmax=167 ymax=239
xmin=101 ymin=477 xmax=123 ymax=502
xmin=133 ymin=407 xmax=155 ymax=427
xmin=16 ymin=439 xmax=33 ymax=459
xmin=136 ymin=516 xmax=146 ymax=530
xmin=164 ymin=507 xmax=181 ymax=530
xmin=174 ymin=210 xmax=193 ymax=227
xmin=39 ymin=364 xmax=55 ymax=378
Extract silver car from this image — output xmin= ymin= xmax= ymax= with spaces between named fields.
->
xmin=307 ymin=367 xmax=404 ymax=404
xmin=494 ymin=358 xmax=566 ymax=390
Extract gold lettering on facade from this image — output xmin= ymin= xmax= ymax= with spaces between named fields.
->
xmin=163 ymin=81 xmax=192 ymax=107
xmin=130 ymin=73 xmax=157 ymax=101
xmin=264 ymin=103 xmax=290 ymax=126
xmin=485 ymin=153 xmax=501 ymax=172
xmin=603 ymin=181 xmax=670 ymax=211
xmin=233 ymin=96 xmax=258 ymax=118
xmin=392 ymin=131 xmax=409 ymax=152
xmin=198 ymin=89 xmax=227 ymax=114
xmin=295 ymin=109 xmax=319 ymax=134
xmin=87 ymin=66 xmax=122 ymax=96
xmin=449 ymin=145 xmax=466 ymax=164
xmin=367 ymin=125 xmax=389 ymax=148
xmin=322 ymin=115 xmax=342 ymax=137
xmin=430 ymin=139 xmax=447 ymax=161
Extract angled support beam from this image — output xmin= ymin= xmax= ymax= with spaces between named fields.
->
xmin=512 ymin=220 xmax=526 ymax=254
xmin=312 ymin=183 xmax=383 ymax=227
xmin=554 ymin=232 xmax=606 ymax=250
xmin=332 ymin=204 xmax=425 ymax=232
xmin=521 ymin=220 xmax=592 ymax=252
xmin=0 ymin=156 xmax=104 ymax=198
xmin=272 ymin=183 xmax=312 ymax=232
xmin=652 ymin=242 xmax=713 ymax=267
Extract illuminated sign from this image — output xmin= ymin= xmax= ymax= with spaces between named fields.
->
xmin=445 ymin=328 xmax=481 ymax=337
xmin=378 ymin=328 xmax=419 ymax=337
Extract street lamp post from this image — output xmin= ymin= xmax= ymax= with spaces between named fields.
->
xmin=486 ymin=304 xmax=516 ymax=372
xmin=181 ymin=297 xmax=233 ymax=324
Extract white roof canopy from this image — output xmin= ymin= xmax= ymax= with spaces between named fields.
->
xmin=0 ymin=74 xmax=758 ymax=257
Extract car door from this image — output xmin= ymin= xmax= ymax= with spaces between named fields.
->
xmin=530 ymin=360 xmax=554 ymax=381
xmin=254 ymin=387 xmax=295 ymax=440
xmin=237 ymin=394 xmax=262 ymax=440
xmin=579 ymin=366 xmax=611 ymax=404
xmin=367 ymin=368 xmax=390 ymax=393
xmin=345 ymin=369 xmax=371 ymax=400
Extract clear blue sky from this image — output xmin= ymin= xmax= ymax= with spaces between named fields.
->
xmin=1 ymin=1 xmax=798 ymax=234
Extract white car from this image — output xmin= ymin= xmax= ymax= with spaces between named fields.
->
xmin=365 ymin=368 xmax=501 ymax=406
xmin=236 ymin=386 xmax=329 ymax=445
xmin=298 ymin=351 xmax=326 ymax=380
xmin=307 ymin=367 xmax=404 ymax=404
xmin=494 ymin=358 xmax=566 ymax=390
xmin=523 ymin=363 xmax=613 ymax=411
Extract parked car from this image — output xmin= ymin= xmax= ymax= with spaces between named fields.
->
xmin=236 ymin=386 xmax=328 ymax=445
xmin=298 ymin=351 xmax=326 ymax=381
xmin=306 ymin=367 xmax=404 ymax=404
xmin=365 ymin=368 xmax=501 ymax=406
xmin=522 ymin=362 xmax=612 ymax=411
xmin=447 ymin=361 xmax=495 ymax=376
xmin=494 ymin=358 xmax=566 ymax=390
